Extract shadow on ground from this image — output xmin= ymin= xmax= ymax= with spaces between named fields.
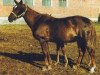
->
xmin=0 ymin=51 xmax=76 ymax=69
xmin=0 ymin=51 xmax=88 ymax=70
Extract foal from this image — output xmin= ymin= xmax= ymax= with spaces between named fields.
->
xmin=8 ymin=0 xmax=96 ymax=73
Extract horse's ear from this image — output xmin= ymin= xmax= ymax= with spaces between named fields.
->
xmin=19 ymin=0 xmax=23 ymax=5
xmin=14 ymin=0 xmax=23 ymax=5
xmin=14 ymin=0 xmax=19 ymax=5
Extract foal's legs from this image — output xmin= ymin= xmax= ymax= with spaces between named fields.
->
xmin=40 ymin=39 xmax=52 ymax=71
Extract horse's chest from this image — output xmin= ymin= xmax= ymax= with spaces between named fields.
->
xmin=34 ymin=25 xmax=50 ymax=39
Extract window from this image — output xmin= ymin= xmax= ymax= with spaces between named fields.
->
xmin=42 ymin=0 xmax=51 ymax=7
xmin=59 ymin=0 xmax=67 ymax=7
xmin=3 ymin=0 xmax=14 ymax=5
xmin=23 ymin=0 xmax=33 ymax=6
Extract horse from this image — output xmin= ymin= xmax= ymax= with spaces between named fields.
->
xmin=8 ymin=0 xmax=96 ymax=73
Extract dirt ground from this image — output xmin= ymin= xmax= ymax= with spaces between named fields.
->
xmin=0 ymin=24 xmax=100 ymax=75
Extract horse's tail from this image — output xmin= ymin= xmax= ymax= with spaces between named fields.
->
xmin=91 ymin=25 xmax=96 ymax=48
xmin=92 ymin=25 xmax=96 ymax=47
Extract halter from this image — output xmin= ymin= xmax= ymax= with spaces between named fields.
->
xmin=11 ymin=5 xmax=27 ymax=18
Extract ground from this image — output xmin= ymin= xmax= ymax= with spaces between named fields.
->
xmin=0 ymin=23 xmax=100 ymax=75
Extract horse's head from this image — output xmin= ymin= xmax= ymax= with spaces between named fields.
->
xmin=8 ymin=0 xmax=27 ymax=22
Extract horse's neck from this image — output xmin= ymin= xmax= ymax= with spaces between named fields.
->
xmin=23 ymin=7 xmax=40 ymax=28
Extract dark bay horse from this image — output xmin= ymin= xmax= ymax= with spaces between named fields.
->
xmin=8 ymin=0 xmax=96 ymax=73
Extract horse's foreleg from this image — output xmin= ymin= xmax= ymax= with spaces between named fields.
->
xmin=40 ymin=39 xmax=52 ymax=71
xmin=61 ymin=44 xmax=68 ymax=67
xmin=55 ymin=44 xmax=60 ymax=65
xmin=55 ymin=50 xmax=60 ymax=65
xmin=77 ymin=48 xmax=84 ymax=66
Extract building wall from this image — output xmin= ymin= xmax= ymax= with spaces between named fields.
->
xmin=33 ymin=0 xmax=100 ymax=18
xmin=0 ymin=0 xmax=100 ymax=24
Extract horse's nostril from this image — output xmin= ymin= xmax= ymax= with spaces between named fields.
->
xmin=8 ymin=17 xmax=10 ymax=22
xmin=8 ymin=17 xmax=13 ymax=22
xmin=8 ymin=17 xmax=10 ymax=21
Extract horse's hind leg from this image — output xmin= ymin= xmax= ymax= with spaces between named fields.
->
xmin=74 ymin=38 xmax=86 ymax=69
xmin=75 ymin=47 xmax=86 ymax=68
xmin=87 ymin=47 xmax=96 ymax=73
xmin=86 ymin=26 xmax=96 ymax=73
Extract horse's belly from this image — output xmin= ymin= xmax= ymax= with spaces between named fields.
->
xmin=62 ymin=35 xmax=77 ymax=42
xmin=58 ymin=27 xmax=77 ymax=42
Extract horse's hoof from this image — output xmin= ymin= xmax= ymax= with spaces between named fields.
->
xmin=89 ymin=67 xmax=96 ymax=73
xmin=47 ymin=65 xmax=52 ymax=70
xmin=73 ymin=65 xmax=77 ymax=70
xmin=41 ymin=66 xmax=48 ymax=71
xmin=64 ymin=63 xmax=68 ymax=67
xmin=54 ymin=62 xmax=59 ymax=66
xmin=88 ymin=63 xmax=91 ymax=67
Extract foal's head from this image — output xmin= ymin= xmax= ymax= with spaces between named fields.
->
xmin=8 ymin=0 xmax=27 ymax=22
